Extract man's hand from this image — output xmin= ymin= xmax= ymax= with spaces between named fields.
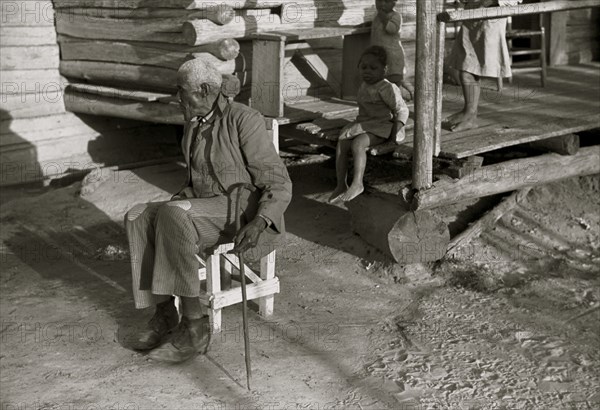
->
xmin=233 ymin=216 xmax=267 ymax=254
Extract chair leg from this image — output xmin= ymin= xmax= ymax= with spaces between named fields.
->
xmin=540 ymin=28 xmax=547 ymax=87
xmin=259 ymin=250 xmax=276 ymax=317
xmin=206 ymin=254 xmax=222 ymax=333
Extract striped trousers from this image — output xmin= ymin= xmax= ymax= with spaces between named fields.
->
xmin=125 ymin=195 xmax=241 ymax=309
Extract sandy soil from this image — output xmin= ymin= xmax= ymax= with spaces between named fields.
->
xmin=1 ymin=154 xmax=598 ymax=410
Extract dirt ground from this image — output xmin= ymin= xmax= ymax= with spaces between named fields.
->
xmin=1 ymin=152 xmax=598 ymax=410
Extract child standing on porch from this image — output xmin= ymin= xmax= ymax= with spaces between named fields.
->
xmin=329 ymin=46 xmax=409 ymax=203
xmin=371 ymin=0 xmax=414 ymax=100
xmin=445 ymin=0 xmax=523 ymax=132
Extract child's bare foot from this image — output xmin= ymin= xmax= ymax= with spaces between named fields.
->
xmin=340 ymin=184 xmax=364 ymax=202
xmin=329 ymin=185 xmax=348 ymax=203
xmin=443 ymin=111 xmax=478 ymax=132
xmin=443 ymin=110 xmax=464 ymax=128
xmin=450 ymin=115 xmax=478 ymax=132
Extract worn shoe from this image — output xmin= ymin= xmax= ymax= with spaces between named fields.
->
xmin=131 ymin=298 xmax=179 ymax=351
xmin=147 ymin=316 xmax=211 ymax=364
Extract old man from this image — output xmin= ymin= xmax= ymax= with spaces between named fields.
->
xmin=124 ymin=59 xmax=292 ymax=363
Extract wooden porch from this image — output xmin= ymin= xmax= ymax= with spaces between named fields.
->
xmin=59 ymin=0 xmax=599 ymax=214
xmin=281 ymin=63 xmax=600 ymax=160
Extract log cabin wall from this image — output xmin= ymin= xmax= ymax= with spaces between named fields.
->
xmin=4 ymin=1 xmax=596 ymax=187
xmin=49 ymin=1 xmax=457 ymax=106
xmin=549 ymin=7 xmax=600 ymax=65
xmin=0 ymin=0 xmax=179 ymax=186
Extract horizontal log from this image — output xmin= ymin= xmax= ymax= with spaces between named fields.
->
xmin=1 ymin=45 xmax=59 ymax=71
xmin=60 ymin=40 xmax=238 ymax=72
xmin=60 ymin=60 xmax=178 ymax=92
xmin=64 ymin=89 xmax=184 ymax=124
xmin=53 ymin=4 xmax=388 ymax=44
xmin=52 ymin=0 xmax=387 ymax=10
xmin=183 ymin=12 xmax=282 ymax=45
xmin=52 ymin=0 xmax=284 ymax=9
xmin=59 ymin=57 xmax=241 ymax=93
xmin=55 ymin=14 xmax=186 ymax=43
xmin=439 ymin=0 xmax=600 ymax=23
xmin=190 ymin=52 xmax=240 ymax=73
xmin=66 ymin=73 xmax=240 ymax=103
xmin=55 ymin=8 xmax=377 ymax=45
xmin=57 ymin=5 xmax=235 ymax=25
xmin=281 ymin=1 xmax=376 ymax=26
xmin=413 ymin=146 xmax=600 ymax=210
xmin=67 ymin=83 xmax=172 ymax=102
xmin=0 ymin=26 xmax=57 ymax=46
xmin=59 ymin=39 xmax=188 ymax=70
xmin=58 ymin=36 xmax=240 ymax=61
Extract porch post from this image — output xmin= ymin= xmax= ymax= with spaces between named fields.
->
xmin=413 ymin=0 xmax=438 ymax=190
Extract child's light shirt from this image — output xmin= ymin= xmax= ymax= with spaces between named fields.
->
xmin=355 ymin=79 xmax=409 ymax=139
xmin=371 ymin=10 xmax=405 ymax=76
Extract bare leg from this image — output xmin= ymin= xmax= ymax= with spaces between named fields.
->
xmin=329 ymin=139 xmax=352 ymax=203
xmin=388 ymin=74 xmax=413 ymax=101
xmin=340 ymin=133 xmax=385 ymax=202
xmin=444 ymin=70 xmax=480 ymax=132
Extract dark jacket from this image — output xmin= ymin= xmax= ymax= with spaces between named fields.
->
xmin=179 ymin=95 xmax=292 ymax=237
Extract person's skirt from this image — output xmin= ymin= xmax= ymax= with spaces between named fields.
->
xmin=448 ymin=18 xmax=512 ymax=78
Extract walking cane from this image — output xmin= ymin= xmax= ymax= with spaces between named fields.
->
xmin=232 ymin=183 xmax=254 ymax=391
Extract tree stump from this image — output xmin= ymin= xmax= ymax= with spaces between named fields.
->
xmin=346 ymin=191 xmax=450 ymax=264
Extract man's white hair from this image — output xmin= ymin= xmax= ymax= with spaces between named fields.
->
xmin=177 ymin=58 xmax=222 ymax=91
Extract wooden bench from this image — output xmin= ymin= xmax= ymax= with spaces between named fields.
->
xmin=280 ymin=109 xmax=415 ymax=157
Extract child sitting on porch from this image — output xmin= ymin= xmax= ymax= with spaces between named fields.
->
xmin=329 ymin=46 xmax=409 ymax=203
xmin=371 ymin=0 xmax=414 ymax=100
xmin=445 ymin=0 xmax=523 ymax=132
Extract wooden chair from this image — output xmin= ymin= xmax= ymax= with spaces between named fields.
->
xmin=197 ymin=244 xmax=278 ymax=333
xmin=196 ymin=118 xmax=280 ymax=333
xmin=499 ymin=15 xmax=547 ymax=90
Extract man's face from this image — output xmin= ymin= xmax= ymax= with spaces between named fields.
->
xmin=177 ymin=82 xmax=217 ymax=119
